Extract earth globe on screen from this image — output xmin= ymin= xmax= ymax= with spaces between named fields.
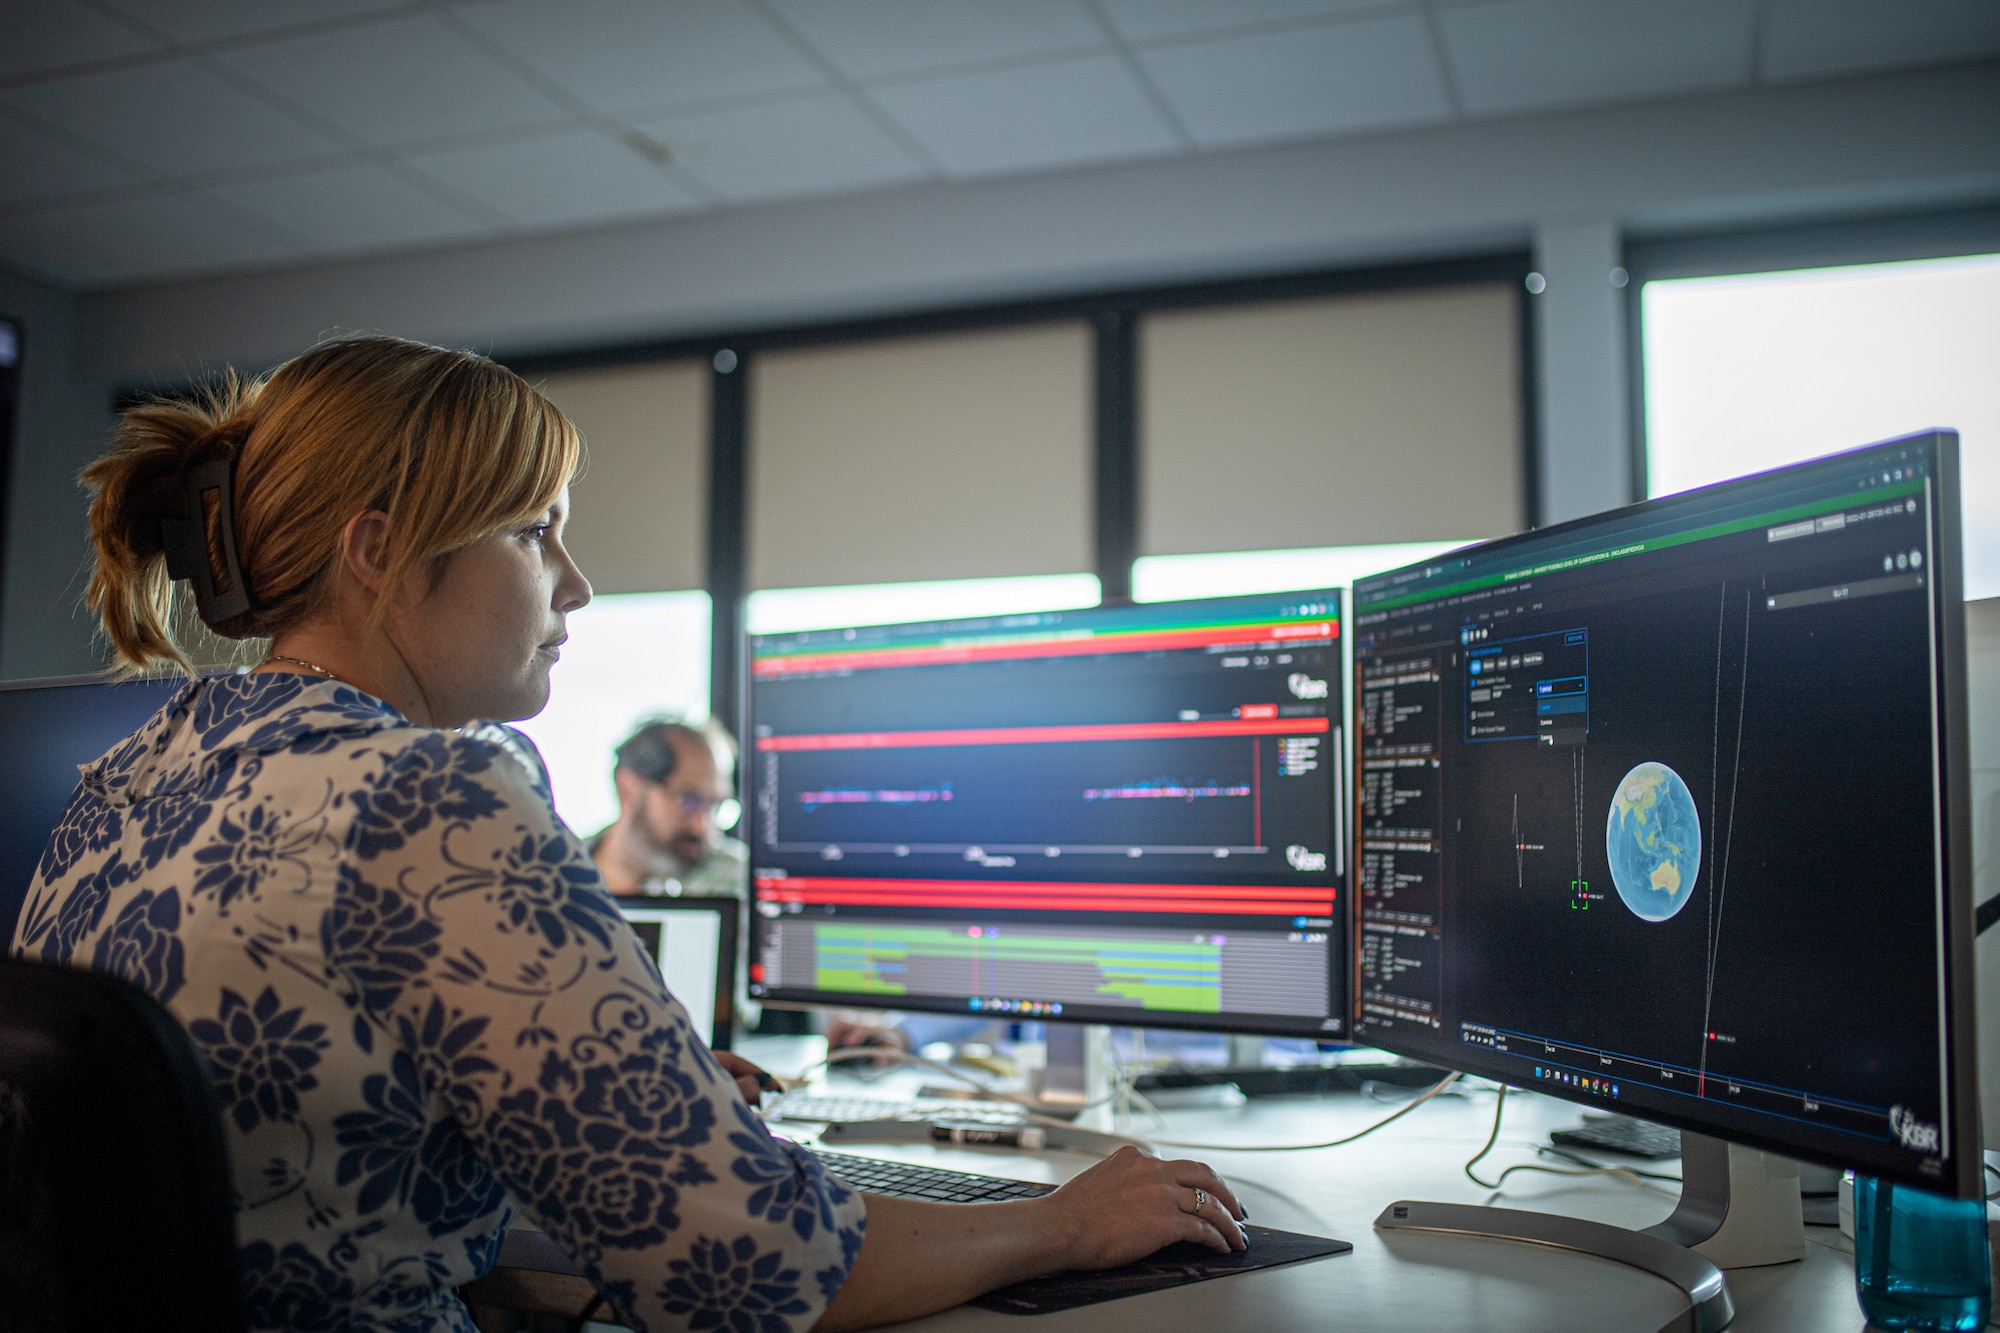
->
xmin=1605 ymin=761 xmax=1701 ymax=922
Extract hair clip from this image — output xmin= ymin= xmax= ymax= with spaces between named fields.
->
xmin=159 ymin=457 xmax=254 ymax=624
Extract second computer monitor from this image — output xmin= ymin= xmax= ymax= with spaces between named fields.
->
xmin=745 ymin=592 xmax=1349 ymax=1038
xmin=615 ymin=897 xmax=739 ymax=1051
xmin=1350 ymin=431 xmax=1978 ymax=1197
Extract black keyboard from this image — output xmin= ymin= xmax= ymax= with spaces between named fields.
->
xmin=812 ymin=1149 xmax=1056 ymax=1203
xmin=1549 ymin=1115 xmax=1682 ymax=1159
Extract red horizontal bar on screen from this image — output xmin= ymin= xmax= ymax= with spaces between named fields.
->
xmin=752 ymin=620 xmax=1337 ymax=677
xmin=755 ymin=876 xmax=1333 ymax=917
xmin=756 ymin=715 xmax=1330 ymax=753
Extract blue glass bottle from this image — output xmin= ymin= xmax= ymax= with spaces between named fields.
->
xmin=1854 ymin=1176 xmax=1991 ymax=1332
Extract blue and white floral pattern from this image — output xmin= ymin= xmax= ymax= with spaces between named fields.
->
xmin=11 ymin=673 xmax=865 ymax=1332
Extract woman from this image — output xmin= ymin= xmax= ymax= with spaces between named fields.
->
xmin=10 ymin=337 xmax=1245 ymax=1332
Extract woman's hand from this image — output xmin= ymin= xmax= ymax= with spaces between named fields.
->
xmin=714 ymin=1050 xmax=779 ymax=1106
xmin=813 ymin=1147 xmax=1245 ymax=1330
xmin=1041 ymin=1146 xmax=1247 ymax=1268
xmin=826 ymin=1019 xmax=909 ymax=1067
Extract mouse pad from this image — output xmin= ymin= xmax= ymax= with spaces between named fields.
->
xmin=969 ymin=1225 xmax=1352 ymax=1315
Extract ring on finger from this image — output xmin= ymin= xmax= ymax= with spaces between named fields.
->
xmin=1192 ymin=1187 xmax=1208 ymax=1215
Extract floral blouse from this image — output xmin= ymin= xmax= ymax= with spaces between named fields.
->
xmin=10 ymin=672 xmax=865 ymax=1333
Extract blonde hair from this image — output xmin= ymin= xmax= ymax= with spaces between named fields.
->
xmin=82 ymin=336 xmax=582 ymax=674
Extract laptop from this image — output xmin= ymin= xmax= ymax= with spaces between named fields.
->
xmin=613 ymin=897 xmax=739 ymax=1051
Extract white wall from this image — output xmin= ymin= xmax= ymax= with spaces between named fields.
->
xmin=78 ymin=61 xmax=1999 ymax=392
xmin=0 ymin=264 xmax=114 ymax=680
xmin=3 ymin=59 xmax=1995 ymax=677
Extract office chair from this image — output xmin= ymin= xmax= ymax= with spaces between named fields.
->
xmin=0 ymin=955 xmax=246 ymax=1333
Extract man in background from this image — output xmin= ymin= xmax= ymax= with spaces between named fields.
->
xmin=590 ymin=718 xmax=747 ymax=899
xmin=593 ymin=717 xmax=773 ymax=1032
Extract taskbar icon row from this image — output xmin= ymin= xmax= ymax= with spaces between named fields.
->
xmin=969 ymin=997 xmax=1064 ymax=1017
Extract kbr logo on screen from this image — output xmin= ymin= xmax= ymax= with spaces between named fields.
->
xmin=1287 ymin=845 xmax=1327 ymax=872
xmin=1890 ymin=1105 xmax=1940 ymax=1155
xmin=1287 ymin=673 xmax=1329 ymax=700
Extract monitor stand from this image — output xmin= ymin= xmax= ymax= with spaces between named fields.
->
xmin=1375 ymin=1132 xmax=1806 ymax=1332
xmin=1038 ymin=1023 xmax=1114 ymax=1119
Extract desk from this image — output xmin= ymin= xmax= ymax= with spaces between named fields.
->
xmin=481 ymin=1039 xmax=1866 ymax=1332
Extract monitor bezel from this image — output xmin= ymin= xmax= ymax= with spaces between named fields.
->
xmin=612 ymin=895 xmax=740 ymax=1052
xmin=740 ymin=588 xmax=1351 ymax=1040
xmin=1350 ymin=430 xmax=1979 ymax=1198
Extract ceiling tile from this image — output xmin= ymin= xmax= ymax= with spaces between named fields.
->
xmin=215 ymin=11 xmax=572 ymax=147
xmin=1438 ymin=0 xmax=1756 ymax=117
xmin=870 ymin=54 xmax=1179 ymax=176
xmin=0 ymin=114 xmax=140 ymax=207
xmin=632 ymin=92 xmax=926 ymax=204
xmin=1762 ymin=0 xmax=2000 ymax=83
xmin=0 ymin=190 xmax=298 ymax=287
xmin=768 ymin=0 xmax=1104 ymax=79
xmin=209 ymin=162 xmax=492 ymax=254
xmin=0 ymin=60 xmax=344 ymax=177
xmin=0 ymin=214 xmax=129 ymax=286
xmin=455 ymin=0 xmax=824 ymax=115
xmin=408 ymin=127 xmax=705 ymax=229
xmin=93 ymin=0 xmax=413 ymax=45
xmin=1099 ymin=0 xmax=1390 ymax=44
xmin=0 ymin=0 xmax=160 ymax=81
xmin=1141 ymin=14 xmax=1453 ymax=148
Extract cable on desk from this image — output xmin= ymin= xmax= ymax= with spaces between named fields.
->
xmin=1463 ymin=1086 xmax=1678 ymax=1192
xmin=1536 ymin=1143 xmax=1681 ymax=1185
xmin=785 ymin=1044 xmax=1147 ymax=1124
xmin=1138 ymin=1071 xmax=1464 ymax=1152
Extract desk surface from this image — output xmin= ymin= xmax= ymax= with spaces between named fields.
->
xmin=738 ymin=1039 xmax=1864 ymax=1333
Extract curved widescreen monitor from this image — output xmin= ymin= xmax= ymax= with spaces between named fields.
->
xmin=744 ymin=592 xmax=1349 ymax=1038
xmin=1350 ymin=430 xmax=1977 ymax=1196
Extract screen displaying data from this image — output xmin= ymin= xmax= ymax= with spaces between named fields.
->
xmin=617 ymin=899 xmax=736 ymax=1049
xmin=745 ymin=593 xmax=1348 ymax=1037
xmin=1351 ymin=432 xmax=1977 ymax=1193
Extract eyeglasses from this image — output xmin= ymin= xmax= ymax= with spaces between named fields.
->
xmin=659 ymin=787 xmax=741 ymax=831
xmin=662 ymin=789 xmax=722 ymax=815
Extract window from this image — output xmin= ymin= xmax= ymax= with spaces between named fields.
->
xmin=515 ymin=589 xmax=712 ymax=839
xmin=1642 ymin=252 xmax=2000 ymax=600
xmin=1131 ymin=542 xmax=1476 ymax=604
xmin=745 ymin=573 xmax=1100 ymax=637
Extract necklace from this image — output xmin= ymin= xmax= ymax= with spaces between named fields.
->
xmin=263 ymin=653 xmax=341 ymax=681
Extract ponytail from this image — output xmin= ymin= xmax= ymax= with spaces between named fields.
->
xmin=80 ymin=375 xmax=255 ymax=674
